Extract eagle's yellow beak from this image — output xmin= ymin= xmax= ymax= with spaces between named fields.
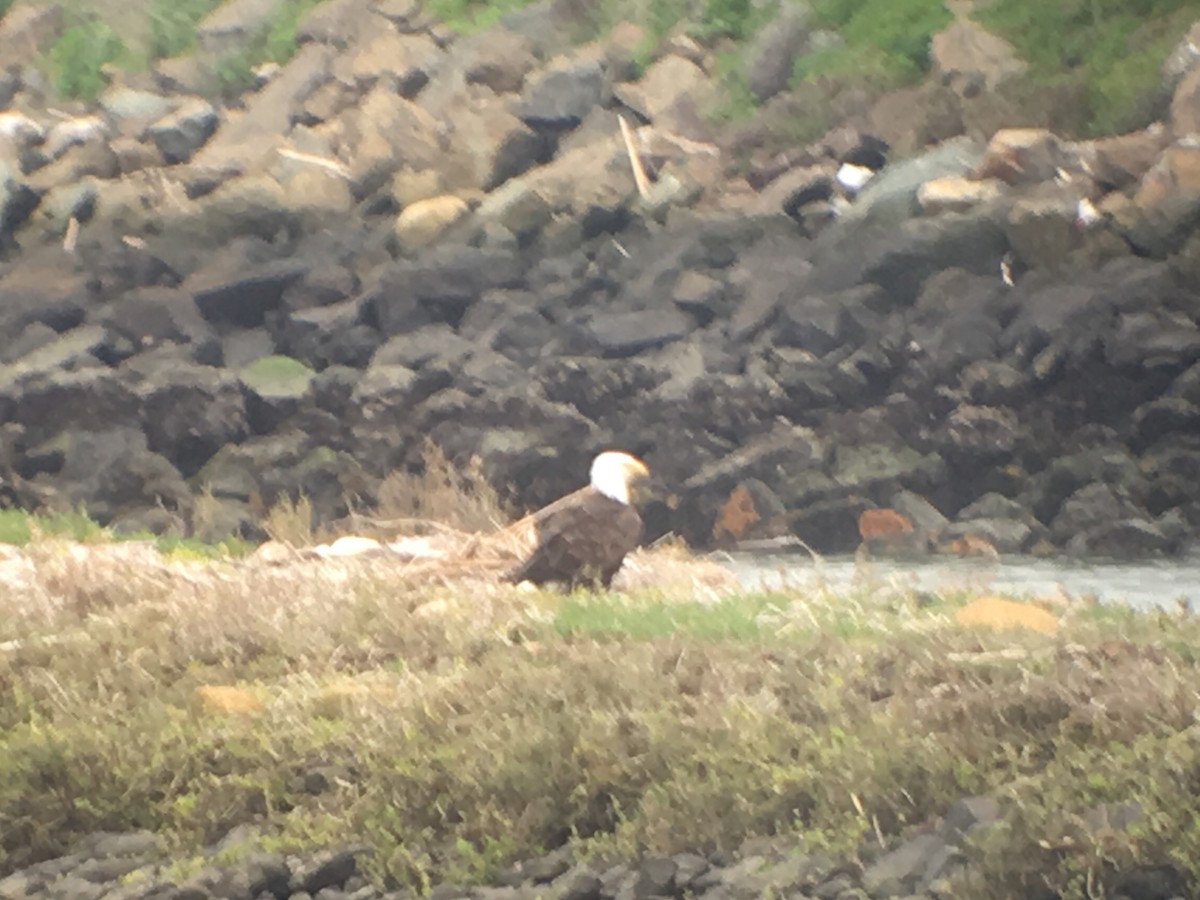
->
xmin=624 ymin=458 xmax=653 ymax=503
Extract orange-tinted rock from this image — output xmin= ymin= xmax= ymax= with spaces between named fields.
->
xmin=942 ymin=534 xmax=1001 ymax=558
xmin=858 ymin=508 xmax=914 ymax=542
xmin=712 ymin=483 xmax=760 ymax=545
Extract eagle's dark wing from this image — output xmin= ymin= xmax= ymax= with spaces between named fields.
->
xmin=504 ymin=488 xmax=643 ymax=589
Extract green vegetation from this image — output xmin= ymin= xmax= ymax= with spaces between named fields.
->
xmin=421 ymin=0 xmax=538 ymax=33
xmin=0 ymin=508 xmax=107 ymax=546
xmin=45 ymin=20 xmax=129 ymax=102
xmin=2 ymin=527 xmax=1199 ymax=900
xmin=32 ymin=0 xmax=323 ymax=102
xmin=0 ymin=507 xmax=251 ymax=557
xmin=210 ymin=0 xmax=325 ymax=97
xmin=798 ymin=0 xmax=951 ymax=88
xmin=147 ymin=0 xmax=226 ymax=59
xmin=978 ymin=0 xmax=1197 ymax=135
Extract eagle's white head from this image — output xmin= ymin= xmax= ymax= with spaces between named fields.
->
xmin=590 ymin=451 xmax=650 ymax=505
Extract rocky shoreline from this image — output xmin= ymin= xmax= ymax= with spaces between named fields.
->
xmin=2 ymin=0 xmax=1200 ymax=558
xmin=0 ymin=796 xmax=1186 ymax=900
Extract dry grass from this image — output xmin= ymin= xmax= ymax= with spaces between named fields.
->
xmin=2 ymin=450 xmax=1200 ymax=897
xmin=360 ymin=441 xmax=512 ymax=538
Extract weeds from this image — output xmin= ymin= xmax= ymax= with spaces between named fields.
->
xmin=45 ymin=21 xmax=128 ymax=102
xmin=2 ymin=529 xmax=1199 ymax=900
xmin=978 ymin=0 xmax=1196 ymax=135
xmin=367 ymin=440 xmax=511 ymax=535
xmin=421 ymin=0 xmax=538 ymax=33
xmin=146 ymin=0 xmax=225 ymax=59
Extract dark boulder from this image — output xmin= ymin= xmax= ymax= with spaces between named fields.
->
xmin=191 ymin=257 xmax=309 ymax=329
xmin=806 ymin=209 xmax=1009 ymax=309
xmin=516 ymin=56 xmax=605 ymax=128
xmin=363 ymin=245 xmax=524 ymax=335
xmin=35 ymin=427 xmax=192 ymax=525
xmin=135 ymin=363 xmax=249 ymax=477
xmin=583 ymin=308 xmax=694 ymax=358
xmin=275 ymin=297 xmax=381 ymax=370
xmin=94 ymin=286 xmax=222 ymax=365
xmin=0 ymin=262 xmax=92 ymax=336
xmin=7 ymin=369 xmax=140 ymax=447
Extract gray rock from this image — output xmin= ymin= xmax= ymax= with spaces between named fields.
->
xmin=41 ymin=427 xmax=192 ymax=524
xmin=939 ymin=404 xmax=1018 ymax=463
xmin=1051 ymin=482 xmax=1146 ymax=545
xmin=485 ymin=125 xmax=556 ymax=190
xmin=136 ymin=365 xmax=249 ymax=476
xmin=891 ymin=489 xmax=950 ymax=540
xmin=190 ymin=257 xmax=309 ymax=328
xmin=774 ymin=290 xmax=869 ymax=357
xmin=1 ymin=159 xmax=42 ymax=237
xmin=861 ymin=833 xmax=951 ymax=897
xmin=559 ymin=871 xmax=601 ymax=900
xmin=0 ymin=325 xmax=106 ymax=381
xmin=832 ymin=441 xmax=942 ymax=493
xmin=148 ymin=97 xmax=219 ymax=164
xmin=98 ymin=86 xmax=177 ymax=132
xmin=1 ymin=322 xmax=58 ymax=365
xmin=8 ymin=369 xmax=140 ymax=447
xmin=938 ymin=796 xmax=1001 ymax=846
xmin=586 ymin=309 xmax=693 ymax=357
xmin=198 ymin=0 xmax=288 ymax=54
xmin=281 ymin=299 xmax=381 ymax=370
xmin=96 ymin=286 xmax=221 ymax=363
xmin=942 ymin=517 xmax=1034 ymax=553
xmin=1132 ymin=397 xmax=1200 ymax=453
xmin=516 ymin=56 xmax=604 ymax=126
xmin=0 ymin=261 xmax=91 ymax=336
xmin=371 ymin=325 xmax=473 ymax=371
xmin=521 ymin=848 xmax=573 ymax=884
xmin=671 ymin=271 xmax=725 ymax=324
xmin=745 ymin=2 xmax=811 ymax=102
xmin=475 ymin=178 xmax=553 ymax=240
xmin=727 ymin=231 xmax=813 ymax=342
xmin=1066 ymin=517 xmax=1177 ymax=559
xmin=291 ymin=848 xmax=363 ymax=895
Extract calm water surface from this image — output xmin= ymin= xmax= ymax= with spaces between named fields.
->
xmin=717 ymin=552 xmax=1200 ymax=612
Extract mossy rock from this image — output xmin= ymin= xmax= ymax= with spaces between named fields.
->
xmin=239 ymin=354 xmax=315 ymax=398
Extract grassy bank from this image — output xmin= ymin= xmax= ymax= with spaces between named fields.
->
xmin=2 ymin=529 xmax=1199 ymax=898
xmin=5 ymin=0 xmax=1194 ymax=138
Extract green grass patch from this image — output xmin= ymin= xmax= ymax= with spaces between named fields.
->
xmin=799 ymin=0 xmax=952 ymax=88
xmin=210 ymin=0 xmax=324 ymax=98
xmin=146 ymin=0 xmax=226 ymax=59
xmin=0 ymin=507 xmax=250 ymax=558
xmin=554 ymin=591 xmax=789 ymax=640
xmin=45 ymin=20 xmax=130 ymax=102
xmin=0 ymin=508 xmax=107 ymax=545
xmin=419 ymin=0 xmax=540 ymax=33
xmin=978 ymin=0 xmax=1197 ymax=136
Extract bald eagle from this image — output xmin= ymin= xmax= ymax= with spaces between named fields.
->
xmin=503 ymin=450 xmax=650 ymax=590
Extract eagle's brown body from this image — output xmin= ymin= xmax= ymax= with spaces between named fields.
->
xmin=503 ymin=484 xmax=645 ymax=590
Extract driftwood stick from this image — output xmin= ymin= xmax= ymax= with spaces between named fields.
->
xmin=618 ymin=113 xmax=652 ymax=200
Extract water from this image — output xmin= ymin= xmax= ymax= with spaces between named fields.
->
xmin=717 ymin=552 xmax=1200 ymax=612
